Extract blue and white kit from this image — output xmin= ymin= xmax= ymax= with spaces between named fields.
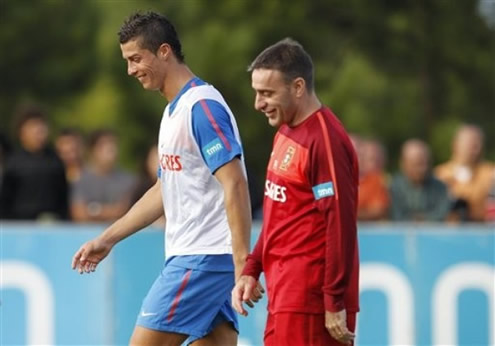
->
xmin=136 ymin=77 xmax=245 ymax=343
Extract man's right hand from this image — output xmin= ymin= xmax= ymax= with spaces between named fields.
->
xmin=71 ymin=238 xmax=113 ymax=274
xmin=232 ymin=275 xmax=264 ymax=316
xmin=325 ymin=309 xmax=355 ymax=345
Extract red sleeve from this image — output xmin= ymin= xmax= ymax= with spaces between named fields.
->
xmin=241 ymin=230 xmax=264 ymax=280
xmin=311 ymin=113 xmax=358 ymax=312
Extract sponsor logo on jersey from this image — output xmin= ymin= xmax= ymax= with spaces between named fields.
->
xmin=280 ymin=146 xmax=295 ymax=171
xmin=312 ymin=182 xmax=334 ymax=200
xmin=160 ymin=154 xmax=182 ymax=171
xmin=203 ymin=138 xmax=224 ymax=158
xmin=265 ymin=179 xmax=287 ymax=203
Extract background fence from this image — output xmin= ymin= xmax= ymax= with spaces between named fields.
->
xmin=1 ymin=222 xmax=494 ymax=345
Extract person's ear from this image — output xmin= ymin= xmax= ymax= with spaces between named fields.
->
xmin=292 ymin=77 xmax=306 ymax=98
xmin=157 ymin=43 xmax=171 ymax=60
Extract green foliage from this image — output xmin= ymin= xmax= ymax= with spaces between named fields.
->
xmin=0 ymin=0 xmax=100 ymax=135
xmin=1 ymin=0 xmax=493 ymax=178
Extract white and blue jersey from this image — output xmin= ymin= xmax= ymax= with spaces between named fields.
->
xmin=136 ymin=78 xmax=243 ymax=340
xmin=157 ymin=77 xmax=245 ymax=259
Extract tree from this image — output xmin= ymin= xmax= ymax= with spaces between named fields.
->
xmin=2 ymin=0 xmax=493 ymax=181
xmin=0 ymin=0 xmax=100 ymax=137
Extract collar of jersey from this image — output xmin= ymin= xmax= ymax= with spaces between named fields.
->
xmin=169 ymin=76 xmax=206 ymax=115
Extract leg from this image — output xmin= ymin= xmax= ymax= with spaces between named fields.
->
xmin=129 ymin=325 xmax=188 ymax=346
xmin=191 ymin=321 xmax=237 ymax=346
xmin=133 ymin=264 xmax=192 ymax=345
xmin=263 ymin=313 xmax=275 ymax=345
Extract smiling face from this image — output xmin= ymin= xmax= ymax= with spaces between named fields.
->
xmin=120 ymin=38 xmax=167 ymax=91
xmin=251 ymin=68 xmax=303 ymax=128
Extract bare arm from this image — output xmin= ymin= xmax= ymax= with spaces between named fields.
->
xmin=214 ymin=158 xmax=251 ymax=280
xmin=72 ymin=179 xmax=165 ymax=273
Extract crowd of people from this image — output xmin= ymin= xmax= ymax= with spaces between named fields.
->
xmin=0 ymin=105 xmax=154 ymax=223
xmin=353 ymin=125 xmax=495 ymax=223
xmin=0 ymin=106 xmax=494 ymax=224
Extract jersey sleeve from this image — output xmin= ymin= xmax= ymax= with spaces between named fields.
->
xmin=191 ymin=99 xmax=243 ymax=174
xmin=241 ymin=230 xmax=264 ymax=280
xmin=309 ymin=116 xmax=359 ymax=313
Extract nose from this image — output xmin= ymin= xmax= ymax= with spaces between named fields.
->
xmin=254 ymin=94 xmax=266 ymax=111
xmin=127 ymin=61 xmax=136 ymax=76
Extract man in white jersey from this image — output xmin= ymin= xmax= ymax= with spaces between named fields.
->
xmin=71 ymin=11 xmax=257 ymax=346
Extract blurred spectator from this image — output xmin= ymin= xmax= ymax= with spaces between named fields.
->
xmin=246 ymin=165 xmax=263 ymax=220
xmin=389 ymin=139 xmax=450 ymax=222
xmin=71 ymin=129 xmax=135 ymax=222
xmin=130 ymin=143 xmax=165 ymax=227
xmin=357 ymin=138 xmax=390 ymax=221
xmin=0 ymin=105 xmax=68 ymax=220
xmin=0 ymin=132 xmax=12 ymax=192
xmin=348 ymin=133 xmax=362 ymax=158
xmin=485 ymin=174 xmax=495 ymax=222
xmin=434 ymin=124 xmax=495 ymax=221
xmin=55 ymin=128 xmax=85 ymax=184
xmin=130 ymin=143 xmax=159 ymax=204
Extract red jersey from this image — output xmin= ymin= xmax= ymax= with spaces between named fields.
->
xmin=243 ymin=107 xmax=360 ymax=314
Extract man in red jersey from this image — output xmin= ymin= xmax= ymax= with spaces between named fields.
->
xmin=232 ymin=38 xmax=359 ymax=345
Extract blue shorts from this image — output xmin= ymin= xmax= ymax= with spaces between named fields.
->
xmin=135 ymin=255 xmax=238 ymax=344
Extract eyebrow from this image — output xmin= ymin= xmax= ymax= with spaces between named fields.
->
xmin=253 ymin=87 xmax=274 ymax=93
xmin=124 ymin=53 xmax=140 ymax=60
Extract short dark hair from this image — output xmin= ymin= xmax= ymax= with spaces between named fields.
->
xmin=88 ymin=129 xmax=116 ymax=150
xmin=58 ymin=127 xmax=84 ymax=144
xmin=14 ymin=104 xmax=47 ymax=136
xmin=58 ymin=127 xmax=82 ymax=137
xmin=248 ymin=38 xmax=314 ymax=91
xmin=118 ymin=11 xmax=185 ymax=62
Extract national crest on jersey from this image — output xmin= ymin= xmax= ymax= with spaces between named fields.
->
xmin=158 ymin=78 xmax=245 ymax=257
xmin=268 ymin=134 xmax=309 ymax=185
